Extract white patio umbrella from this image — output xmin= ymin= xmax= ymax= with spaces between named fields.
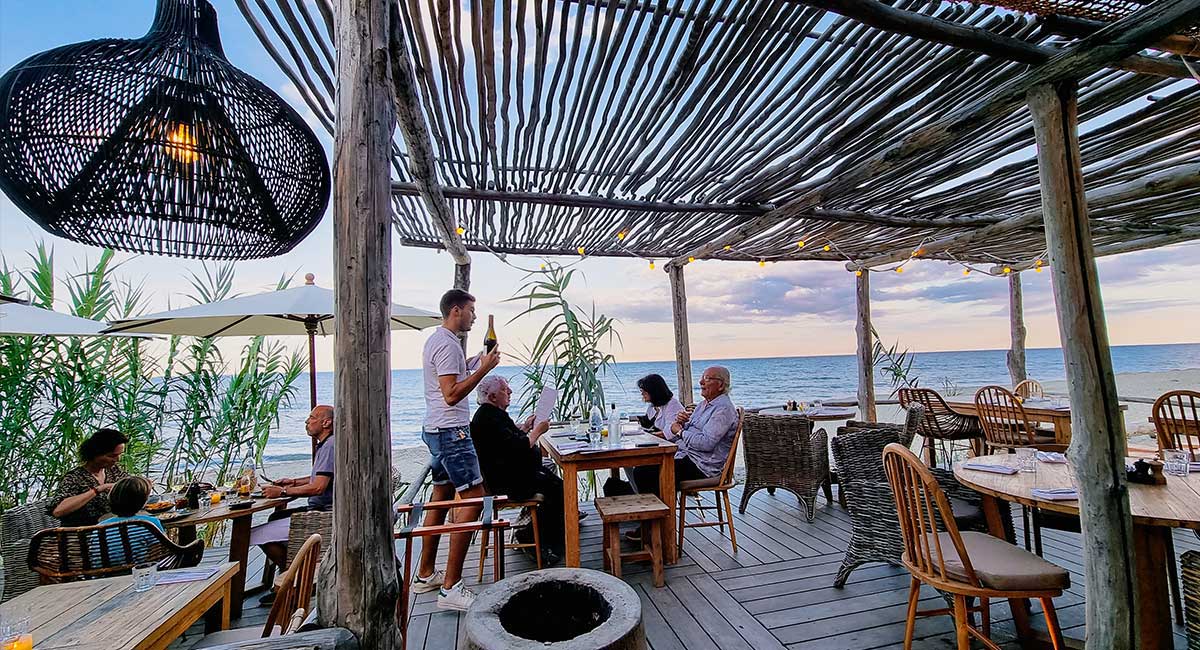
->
xmin=103 ymin=274 xmax=441 ymax=411
xmin=0 ymin=293 xmax=125 ymax=337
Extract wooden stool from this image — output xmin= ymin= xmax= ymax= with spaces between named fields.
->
xmin=477 ymin=494 xmax=544 ymax=582
xmin=595 ymin=494 xmax=668 ymax=587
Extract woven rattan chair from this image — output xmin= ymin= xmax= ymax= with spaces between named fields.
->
xmin=1183 ymin=550 xmax=1200 ymax=644
xmin=29 ymin=519 xmax=204 ymax=583
xmin=1013 ymin=379 xmax=1044 ymax=399
xmin=1 ymin=500 xmax=58 ymax=602
xmin=883 ymin=443 xmax=1069 ymax=650
xmin=898 ymin=387 xmax=984 ymax=468
xmin=193 ymin=534 xmax=321 ymax=648
xmin=831 ymin=419 xmax=998 ymax=588
xmin=974 ymin=386 xmax=1061 ymax=454
xmin=738 ymin=413 xmax=829 ymax=522
xmin=1152 ymin=389 xmax=1200 ymax=459
xmin=830 ymin=405 xmax=924 ymax=508
xmin=678 ymin=408 xmax=744 ymax=554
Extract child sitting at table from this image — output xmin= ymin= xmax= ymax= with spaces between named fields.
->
xmin=95 ymin=476 xmax=165 ymax=565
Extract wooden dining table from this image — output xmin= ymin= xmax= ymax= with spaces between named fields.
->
xmin=539 ymin=426 xmax=678 ymax=567
xmin=0 ymin=561 xmax=237 ymax=650
xmin=955 ymin=454 xmax=1200 ymax=650
xmin=160 ymin=495 xmax=291 ymax=617
xmin=945 ymin=398 xmax=1127 ymax=445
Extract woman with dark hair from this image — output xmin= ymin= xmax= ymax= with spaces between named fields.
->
xmin=637 ymin=374 xmax=685 ymax=434
xmin=47 ymin=428 xmax=134 ymax=526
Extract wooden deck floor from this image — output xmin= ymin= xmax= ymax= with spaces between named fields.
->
xmin=178 ymin=483 xmax=1196 ymax=649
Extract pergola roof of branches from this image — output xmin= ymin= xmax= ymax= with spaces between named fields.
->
xmin=237 ymin=0 xmax=1200 ymax=270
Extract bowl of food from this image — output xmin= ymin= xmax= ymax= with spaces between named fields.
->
xmin=144 ymin=501 xmax=174 ymax=513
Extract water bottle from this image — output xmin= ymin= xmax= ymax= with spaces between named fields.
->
xmin=608 ymin=403 xmax=622 ymax=448
xmin=589 ymin=404 xmax=603 ymax=446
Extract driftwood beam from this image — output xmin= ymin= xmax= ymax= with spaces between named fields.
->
xmin=855 ymin=272 xmax=876 ymax=422
xmin=851 ymin=162 xmax=1200 ymax=269
xmin=1040 ymin=14 xmax=1200 ymax=58
xmin=796 ymin=0 xmax=1195 ymax=78
xmin=319 ymin=0 xmax=401 ymax=647
xmin=1006 ymin=272 xmax=1027 ymax=386
xmin=667 ymin=264 xmax=694 ymax=407
xmin=387 ymin=3 xmax=470 ymax=266
xmin=675 ymin=0 xmax=1200 ymax=267
xmin=1031 ymin=82 xmax=1137 ymax=649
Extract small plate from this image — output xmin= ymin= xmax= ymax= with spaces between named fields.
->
xmin=158 ymin=510 xmax=192 ymax=522
xmin=227 ymin=500 xmax=254 ymax=510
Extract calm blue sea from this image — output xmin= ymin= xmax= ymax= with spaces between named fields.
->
xmin=262 ymin=343 xmax=1200 ymax=462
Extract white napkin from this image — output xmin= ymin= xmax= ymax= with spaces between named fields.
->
xmin=963 ymin=462 xmax=1018 ymax=475
xmin=1036 ymin=451 xmax=1067 ymax=464
xmin=1031 ymin=488 xmax=1078 ymax=501
xmin=557 ymin=442 xmax=588 ymax=452
xmin=1189 ymin=462 xmax=1200 ymax=473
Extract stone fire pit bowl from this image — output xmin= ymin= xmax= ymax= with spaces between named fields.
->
xmin=464 ymin=568 xmax=646 ymax=650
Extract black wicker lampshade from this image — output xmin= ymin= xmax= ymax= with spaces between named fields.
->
xmin=0 ymin=0 xmax=330 ymax=260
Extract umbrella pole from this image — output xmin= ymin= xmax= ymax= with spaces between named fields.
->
xmin=307 ymin=321 xmax=318 ymax=458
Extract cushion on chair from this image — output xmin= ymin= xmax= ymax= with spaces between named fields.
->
xmin=933 ymin=531 xmax=1070 ymax=592
xmin=679 ymin=476 xmax=723 ymax=491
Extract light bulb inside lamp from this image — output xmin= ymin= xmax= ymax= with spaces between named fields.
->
xmin=165 ymin=122 xmax=199 ymax=163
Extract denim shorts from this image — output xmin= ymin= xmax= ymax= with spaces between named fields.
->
xmin=422 ymin=425 xmax=483 ymax=492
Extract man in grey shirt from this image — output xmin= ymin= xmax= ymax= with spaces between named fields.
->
xmin=411 ymin=289 xmax=500 ymax=611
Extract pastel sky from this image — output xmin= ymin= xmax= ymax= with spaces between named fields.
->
xmin=2 ymin=2 xmax=1197 ymax=371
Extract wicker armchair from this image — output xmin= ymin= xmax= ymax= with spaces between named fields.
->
xmin=831 ymin=424 xmax=1000 ymax=587
xmin=738 ymin=413 xmax=829 ymax=522
xmin=1 ymin=500 xmax=58 ymax=601
xmin=898 ymin=387 xmax=984 ymax=467
xmin=29 ymin=519 xmax=204 ymax=583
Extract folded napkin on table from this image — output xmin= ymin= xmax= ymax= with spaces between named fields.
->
xmin=557 ymin=442 xmax=589 ymax=452
xmin=962 ymin=462 xmax=1018 ymax=475
xmin=1030 ymin=488 xmax=1078 ymax=501
xmin=1190 ymin=462 xmax=1200 ymax=473
xmin=1036 ymin=451 xmax=1067 ymax=464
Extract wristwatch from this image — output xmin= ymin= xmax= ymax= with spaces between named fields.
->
xmin=281 ymin=488 xmax=289 ymax=497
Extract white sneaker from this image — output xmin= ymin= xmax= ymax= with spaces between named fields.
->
xmin=412 ymin=570 xmax=444 ymax=594
xmin=437 ymin=580 xmax=476 ymax=611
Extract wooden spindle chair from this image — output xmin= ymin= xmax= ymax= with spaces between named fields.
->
xmin=1013 ymin=379 xmax=1044 ymax=399
xmin=973 ymin=386 xmax=1061 ymax=455
xmin=882 ymin=443 xmax=1069 ymax=650
xmin=897 ymin=387 xmax=984 ymax=467
xmin=1153 ymin=389 xmax=1200 ymax=460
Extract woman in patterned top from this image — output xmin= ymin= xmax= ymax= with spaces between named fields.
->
xmin=47 ymin=428 xmax=134 ymax=527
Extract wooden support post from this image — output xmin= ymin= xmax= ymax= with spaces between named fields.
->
xmin=1029 ymin=82 xmax=1137 ymax=649
xmin=1006 ymin=272 xmax=1027 ymax=387
xmin=318 ymin=0 xmax=401 ymax=647
xmin=855 ymin=272 xmax=876 ymax=422
xmin=667 ymin=264 xmax=694 ymax=406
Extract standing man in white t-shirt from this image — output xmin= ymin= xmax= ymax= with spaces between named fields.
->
xmin=411 ymin=288 xmax=501 ymax=610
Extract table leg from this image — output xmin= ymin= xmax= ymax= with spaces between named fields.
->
xmin=659 ymin=455 xmax=677 ymax=564
xmin=228 ymin=516 xmax=251 ymax=617
xmin=1053 ymin=415 xmax=1072 ymax=445
xmin=1133 ymin=525 xmax=1173 ymax=650
xmin=562 ymin=464 xmax=580 ymax=567
xmin=205 ymin=581 xmax=232 ymax=633
xmin=979 ymin=494 xmax=1037 ymax=644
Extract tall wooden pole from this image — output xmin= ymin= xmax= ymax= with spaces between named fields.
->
xmin=1006 ymin=272 xmax=1027 ymax=387
xmin=1029 ymin=82 xmax=1136 ymax=649
xmin=667 ymin=264 xmax=694 ymax=406
xmin=854 ymin=272 xmax=876 ymax=421
xmin=318 ymin=0 xmax=400 ymax=646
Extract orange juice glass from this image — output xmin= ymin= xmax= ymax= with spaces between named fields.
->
xmin=210 ymin=491 xmax=222 ymax=505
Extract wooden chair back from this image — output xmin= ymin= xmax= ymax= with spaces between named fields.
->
xmin=264 ymin=533 xmax=321 ymax=638
xmin=717 ymin=408 xmax=745 ymax=488
xmin=1013 ymin=379 xmax=1044 ymax=399
xmin=897 ymin=387 xmax=957 ymax=439
xmin=974 ymin=385 xmax=1037 ymax=450
xmin=882 ymin=443 xmax=978 ymax=589
xmin=29 ymin=519 xmax=204 ymax=583
xmin=1153 ymin=390 xmax=1200 ymax=458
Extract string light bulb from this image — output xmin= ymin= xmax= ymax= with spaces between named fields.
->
xmin=539 ymin=263 xmax=546 ymax=270
xmin=723 ymin=245 xmax=731 ymax=251
xmin=577 ymin=246 xmax=585 ymax=256
xmin=913 ymin=248 xmax=924 ymax=257
xmin=963 ymin=268 xmax=971 ymax=276
xmin=649 ymin=261 xmax=655 ymax=270
xmin=1003 ymin=266 xmax=1012 ymax=274
xmin=1036 ymin=266 xmax=1043 ymax=273
xmin=758 ymin=259 xmax=765 ymax=267
xmin=616 ymin=231 xmax=626 ymax=240
xmin=688 ymin=256 xmax=695 ymax=263
xmin=796 ymin=240 xmax=806 ymax=248
xmin=455 ymin=226 xmax=465 ymax=236
xmin=854 ymin=269 xmax=863 ymax=277
xmin=895 ymin=266 xmax=904 ymax=274
xmin=823 ymin=244 xmax=831 ymax=252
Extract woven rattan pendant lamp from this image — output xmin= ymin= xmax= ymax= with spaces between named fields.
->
xmin=0 ymin=0 xmax=330 ymax=260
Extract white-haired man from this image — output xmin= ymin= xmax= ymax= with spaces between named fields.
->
xmin=469 ymin=376 xmax=565 ymax=565
xmin=630 ymin=366 xmax=739 ymax=497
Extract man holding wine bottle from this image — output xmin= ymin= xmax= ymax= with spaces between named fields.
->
xmin=413 ymin=289 xmax=502 ymax=611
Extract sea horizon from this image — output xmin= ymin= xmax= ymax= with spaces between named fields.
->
xmin=256 ymin=342 xmax=1200 ymax=463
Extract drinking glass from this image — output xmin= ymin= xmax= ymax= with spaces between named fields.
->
xmin=570 ymin=417 xmax=582 ymax=435
xmin=1163 ymin=449 xmax=1189 ymax=477
xmin=1 ymin=616 xmax=32 ymax=650
xmin=133 ymin=562 xmax=158 ymax=592
xmin=1016 ymin=447 xmax=1037 ymax=473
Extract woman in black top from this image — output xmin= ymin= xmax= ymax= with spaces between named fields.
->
xmin=47 ymin=429 xmax=134 ymax=527
xmin=470 ymin=376 xmax=566 ymax=562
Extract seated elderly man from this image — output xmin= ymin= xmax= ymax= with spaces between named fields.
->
xmin=630 ymin=366 xmax=739 ymax=496
xmin=470 ymin=376 xmax=566 ymax=565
